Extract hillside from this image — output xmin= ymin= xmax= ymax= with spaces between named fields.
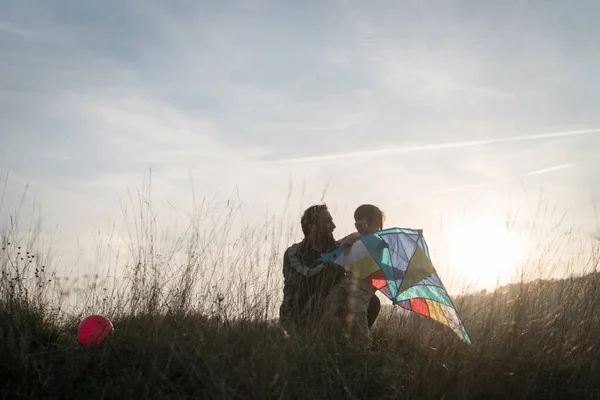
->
xmin=2 ymin=266 xmax=600 ymax=399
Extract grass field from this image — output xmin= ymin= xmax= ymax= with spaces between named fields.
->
xmin=1 ymin=188 xmax=600 ymax=399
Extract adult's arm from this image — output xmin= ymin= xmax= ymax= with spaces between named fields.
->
xmin=285 ymin=244 xmax=329 ymax=278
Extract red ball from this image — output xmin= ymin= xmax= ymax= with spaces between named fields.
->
xmin=77 ymin=315 xmax=114 ymax=347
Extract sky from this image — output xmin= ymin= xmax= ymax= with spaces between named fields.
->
xmin=2 ymin=0 xmax=600 ymax=293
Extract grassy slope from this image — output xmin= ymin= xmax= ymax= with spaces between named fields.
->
xmin=2 ymin=272 xmax=600 ymax=399
xmin=2 ymin=187 xmax=600 ymax=399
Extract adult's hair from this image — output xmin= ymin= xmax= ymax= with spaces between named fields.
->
xmin=354 ymin=204 xmax=385 ymax=230
xmin=301 ymin=204 xmax=329 ymax=237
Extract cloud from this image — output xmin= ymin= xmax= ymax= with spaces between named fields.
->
xmin=0 ymin=20 xmax=34 ymax=39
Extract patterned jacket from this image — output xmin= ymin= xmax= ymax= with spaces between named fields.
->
xmin=279 ymin=238 xmax=346 ymax=332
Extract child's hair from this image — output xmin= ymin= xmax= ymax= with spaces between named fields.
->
xmin=354 ymin=204 xmax=385 ymax=230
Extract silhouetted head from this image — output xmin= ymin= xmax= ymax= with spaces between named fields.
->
xmin=354 ymin=204 xmax=385 ymax=234
xmin=301 ymin=204 xmax=336 ymax=249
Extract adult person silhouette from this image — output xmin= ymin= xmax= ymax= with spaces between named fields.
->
xmin=279 ymin=204 xmax=344 ymax=334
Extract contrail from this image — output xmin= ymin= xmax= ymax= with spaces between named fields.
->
xmin=523 ymin=163 xmax=574 ymax=177
xmin=432 ymin=178 xmax=513 ymax=195
xmin=429 ymin=163 xmax=575 ymax=197
xmin=270 ymin=128 xmax=600 ymax=164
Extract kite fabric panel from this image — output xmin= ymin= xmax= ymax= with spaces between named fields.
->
xmin=320 ymin=227 xmax=472 ymax=344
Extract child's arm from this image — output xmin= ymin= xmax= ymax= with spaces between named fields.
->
xmin=339 ymin=232 xmax=361 ymax=247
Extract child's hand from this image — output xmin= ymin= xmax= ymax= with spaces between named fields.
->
xmin=341 ymin=233 xmax=359 ymax=247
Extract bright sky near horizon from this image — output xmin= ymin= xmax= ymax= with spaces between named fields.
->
xmin=2 ymin=0 xmax=600 ymax=293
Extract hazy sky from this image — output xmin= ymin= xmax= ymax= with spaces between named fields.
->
xmin=2 ymin=0 xmax=600 ymax=291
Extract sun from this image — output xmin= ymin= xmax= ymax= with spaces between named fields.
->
xmin=444 ymin=217 xmax=522 ymax=291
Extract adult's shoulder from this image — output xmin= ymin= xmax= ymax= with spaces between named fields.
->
xmin=284 ymin=241 xmax=303 ymax=256
xmin=286 ymin=241 xmax=302 ymax=250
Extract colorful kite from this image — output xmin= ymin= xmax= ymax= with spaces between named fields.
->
xmin=321 ymin=227 xmax=471 ymax=344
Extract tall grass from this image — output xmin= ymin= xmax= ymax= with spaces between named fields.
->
xmin=1 ymin=178 xmax=600 ymax=399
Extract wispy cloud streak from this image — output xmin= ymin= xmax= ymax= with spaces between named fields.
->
xmin=430 ymin=163 xmax=575 ymax=196
xmin=269 ymin=128 xmax=600 ymax=164
xmin=523 ymin=163 xmax=574 ymax=177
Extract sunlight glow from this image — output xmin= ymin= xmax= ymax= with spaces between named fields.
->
xmin=445 ymin=217 xmax=522 ymax=291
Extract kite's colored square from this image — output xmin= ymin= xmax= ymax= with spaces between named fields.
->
xmin=409 ymin=298 xmax=430 ymax=317
xmin=345 ymin=255 xmax=380 ymax=279
xmin=364 ymin=269 xmax=387 ymax=289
